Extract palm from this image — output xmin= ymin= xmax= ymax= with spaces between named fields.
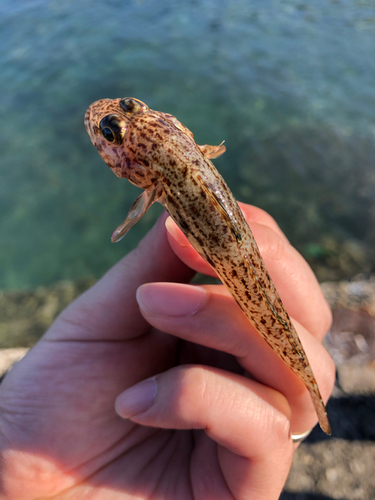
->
xmin=2 ymin=321 xmax=236 ymax=498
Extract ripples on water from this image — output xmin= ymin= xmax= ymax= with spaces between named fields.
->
xmin=1 ymin=0 xmax=375 ymax=289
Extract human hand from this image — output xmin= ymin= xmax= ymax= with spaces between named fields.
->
xmin=0 ymin=204 xmax=334 ymax=500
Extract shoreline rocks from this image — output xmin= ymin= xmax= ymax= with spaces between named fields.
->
xmin=0 ymin=278 xmax=95 ymax=348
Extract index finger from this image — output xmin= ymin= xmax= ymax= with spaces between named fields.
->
xmin=165 ymin=202 xmax=288 ymax=277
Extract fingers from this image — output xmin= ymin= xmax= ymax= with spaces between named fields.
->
xmin=165 ymin=203 xmax=288 ymax=277
xmin=115 ymin=365 xmax=293 ymax=500
xmin=136 ymin=282 xmax=335 ymax=434
xmin=249 ymin=222 xmax=332 ymax=341
xmin=45 ymin=212 xmax=195 ymax=342
xmin=239 ymin=202 xmax=289 ymax=242
xmin=166 ymin=204 xmax=332 ymax=340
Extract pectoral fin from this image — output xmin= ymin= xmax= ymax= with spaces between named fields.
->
xmin=111 ymin=186 xmax=160 ymax=242
xmin=198 ymin=141 xmax=226 ymax=159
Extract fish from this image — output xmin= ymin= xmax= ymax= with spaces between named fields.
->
xmin=84 ymin=97 xmax=331 ymax=434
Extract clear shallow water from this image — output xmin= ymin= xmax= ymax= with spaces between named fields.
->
xmin=1 ymin=0 xmax=375 ymax=289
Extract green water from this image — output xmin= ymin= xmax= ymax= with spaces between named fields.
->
xmin=1 ymin=0 xmax=375 ymax=289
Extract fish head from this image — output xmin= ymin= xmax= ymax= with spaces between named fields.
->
xmin=84 ymin=97 xmax=196 ymax=188
xmin=84 ymin=97 xmax=152 ymax=186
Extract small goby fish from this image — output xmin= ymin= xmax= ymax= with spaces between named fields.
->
xmin=84 ymin=97 xmax=331 ymax=434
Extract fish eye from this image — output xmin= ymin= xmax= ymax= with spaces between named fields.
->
xmin=101 ymin=127 xmax=114 ymax=142
xmin=99 ymin=114 xmax=126 ymax=145
xmin=120 ymin=97 xmax=149 ymax=114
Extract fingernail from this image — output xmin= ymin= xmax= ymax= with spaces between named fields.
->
xmin=115 ymin=378 xmax=157 ymax=418
xmin=136 ymin=283 xmax=207 ymax=317
xmin=165 ymin=217 xmax=190 ymax=247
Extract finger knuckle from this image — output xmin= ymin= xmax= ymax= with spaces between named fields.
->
xmin=241 ymin=203 xmax=278 ymax=226
xmin=170 ymin=366 xmax=209 ymax=416
xmin=320 ymin=302 xmax=333 ymax=335
xmin=265 ymin=409 xmax=291 ymax=450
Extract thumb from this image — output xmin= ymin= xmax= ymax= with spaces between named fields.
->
xmin=46 ymin=211 xmax=195 ymax=342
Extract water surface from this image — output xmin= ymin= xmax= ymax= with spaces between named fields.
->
xmin=1 ymin=0 xmax=375 ymax=289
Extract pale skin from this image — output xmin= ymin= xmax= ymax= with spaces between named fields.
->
xmin=0 ymin=204 xmax=335 ymax=500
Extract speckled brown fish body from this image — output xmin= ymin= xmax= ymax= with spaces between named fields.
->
xmin=85 ymin=97 xmax=331 ymax=434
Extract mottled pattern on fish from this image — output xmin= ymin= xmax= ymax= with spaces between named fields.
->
xmin=84 ymin=97 xmax=331 ymax=434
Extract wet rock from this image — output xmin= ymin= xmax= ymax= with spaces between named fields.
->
xmin=321 ymin=275 xmax=375 ymax=315
xmin=322 ymin=276 xmax=375 ymax=396
xmin=0 ymin=279 xmax=95 ymax=348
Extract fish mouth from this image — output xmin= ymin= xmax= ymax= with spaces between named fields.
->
xmin=84 ymin=104 xmax=98 ymax=147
